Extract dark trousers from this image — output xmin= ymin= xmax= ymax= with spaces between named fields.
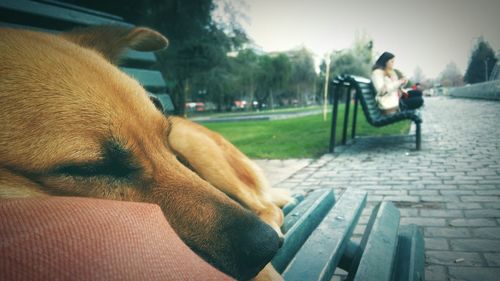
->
xmin=400 ymin=90 xmax=424 ymax=110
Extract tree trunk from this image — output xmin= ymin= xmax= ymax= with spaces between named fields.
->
xmin=270 ymin=89 xmax=274 ymax=111
xmin=182 ymin=79 xmax=190 ymax=117
xmin=218 ymin=89 xmax=224 ymax=112
xmin=173 ymin=80 xmax=186 ymax=116
xmin=249 ymin=75 xmax=255 ymax=110
xmin=296 ymin=84 xmax=300 ymax=107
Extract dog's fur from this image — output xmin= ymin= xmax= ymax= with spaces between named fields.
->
xmin=0 ymin=26 xmax=292 ymax=280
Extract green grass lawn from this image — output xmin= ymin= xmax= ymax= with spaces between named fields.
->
xmin=203 ymin=105 xmax=410 ymax=159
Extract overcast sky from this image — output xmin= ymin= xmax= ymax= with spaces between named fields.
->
xmin=239 ymin=0 xmax=500 ymax=79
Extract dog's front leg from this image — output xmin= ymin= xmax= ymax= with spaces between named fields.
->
xmin=253 ymin=263 xmax=283 ymax=281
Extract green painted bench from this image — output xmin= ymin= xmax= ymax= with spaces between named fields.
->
xmin=329 ymin=75 xmax=422 ymax=153
xmin=0 ymin=0 xmax=175 ymax=114
xmin=278 ymin=189 xmax=425 ymax=281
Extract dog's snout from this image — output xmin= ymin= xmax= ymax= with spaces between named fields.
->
xmin=236 ymin=220 xmax=280 ymax=279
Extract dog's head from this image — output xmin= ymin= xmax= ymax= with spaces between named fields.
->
xmin=0 ymin=26 xmax=279 ymax=280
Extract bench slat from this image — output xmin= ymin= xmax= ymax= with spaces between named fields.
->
xmin=121 ymin=50 xmax=157 ymax=67
xmin=0 ymin=21 xmax=51 ymax=32
xmin=0 ymin=23 xmax=157 ymax=67
xmin=152 ymin=93 xmax=175 ymax=113
xmin=272 ymin=189 xmax=335 ymax=273
xmin=0 ymin=0 xmax=131 ymax=30
xmin=347 ymin=202 xmax=400 ymax=281
xmin=37 ymin=0 xmax=124 ymax=21
xmin=282 ymin=190 xmax=367 ymax=281
xmin=121 ymin=67 xmax=166 ymax=92
xmin=281 ymin=191 xmax=328 ymax=233
xmin=282 ymin=193 xmax=305 ymax=216
xmin=392 ymin=224 xmax=425 ymax=281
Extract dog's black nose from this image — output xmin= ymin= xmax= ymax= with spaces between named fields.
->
xmin=237 ymin=220 xmax=280 ymax=280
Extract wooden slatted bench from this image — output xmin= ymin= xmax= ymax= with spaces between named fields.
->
xmin=1 ymin=2 xmax=425 ymax=280
xmin=0 ymin=0 xmax=175 ymax=114
xmin=329 ymin=75 xmax=422 ymax=153
xmin=278 ymin=189 xmax=425 ymax=281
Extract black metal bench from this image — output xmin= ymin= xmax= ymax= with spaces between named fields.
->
xmin=1 ymin=2 xmax=425 ymax=280
xmin=329 ymin=75 xmax=422 ymax=153
xmin=0 ymin=0 xmax=174 ymax=114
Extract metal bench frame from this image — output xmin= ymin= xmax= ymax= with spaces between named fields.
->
xmin=329 ymin=75 xmax=422 ymax=153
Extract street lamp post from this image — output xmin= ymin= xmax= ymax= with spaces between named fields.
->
xmin=485 ymin=57 xmax=490 ymax=81
xmin=323 ymin=54 xmax=331 ymax=121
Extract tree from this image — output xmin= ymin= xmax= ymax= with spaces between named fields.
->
xmin=412 ymin=66 xmax=425 ymax=83
xmin=255 ymin=54 xmax=292 ymax=109
xmin=212 ymin=0 xmax=249 ymax=45
xmin=190 ymin=60 xmax=235 ymax=112
xmin=233 ymin=49 xmax=260 ymax=107
xmin=464 ymin=37 xmax=498 ymax=84
xmin=439 ymin=62 xmax=464 ymax=87
xmin=327 ymin=34 xmax=373 ymax=79
xmin=287 ymin=48 xmax=317 ymax=106
xmin=65 ymin=0 xmax=248 ymax=115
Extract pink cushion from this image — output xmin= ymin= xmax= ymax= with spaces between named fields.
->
xmin=0 ymin=196 xmax=233 ymax=281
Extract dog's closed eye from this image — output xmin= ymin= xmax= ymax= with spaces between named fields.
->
xmin=55 ymin=141 xmax=140 ymax=179
xmin=56 ymin=161 xmax=138 ymax=178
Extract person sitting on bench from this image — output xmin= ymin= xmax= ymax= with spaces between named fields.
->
xmin=371 ymin=52 xmax=423 ymax=115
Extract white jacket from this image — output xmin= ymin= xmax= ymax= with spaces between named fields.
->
xmin=371 ymin=69 xmax=402 ymax=110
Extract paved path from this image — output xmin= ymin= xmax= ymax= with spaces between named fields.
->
xmin=190 ymin=109 xmax=322 ymax=123
xmin=253 ymin=159 xmax=313 ymax=187
xmin=274 ymin=97 xmax=500 ymax=281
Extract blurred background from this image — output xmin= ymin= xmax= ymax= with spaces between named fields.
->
xmin=29 ymin=0 xmax=497 ymax=159
xmin=61 ymin=0 xmax=499 ymax=116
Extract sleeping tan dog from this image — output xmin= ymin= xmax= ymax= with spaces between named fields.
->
xmin=0 ymin=26 xmax=292 ymax=280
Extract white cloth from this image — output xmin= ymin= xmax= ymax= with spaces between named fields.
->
xmin=371 ymin=69 xmax=402 ymax=110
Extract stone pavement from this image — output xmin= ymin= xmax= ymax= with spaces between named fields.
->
xmin=254 ymin=159 xmax=313 ymax=187
xmin=273 ymin=97 xmax=500 ymax=281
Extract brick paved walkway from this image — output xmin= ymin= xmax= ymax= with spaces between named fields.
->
xmin=276 ymin=97 xmax=500 ymax=281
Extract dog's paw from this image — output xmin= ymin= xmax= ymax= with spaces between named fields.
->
xmin=269 ymin=188 xmax=296 ymax=207
xmin=252 ymin=264 xmax=284 ymax=281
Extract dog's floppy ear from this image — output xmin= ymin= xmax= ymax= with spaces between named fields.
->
xmin=61 ymin=25 xmax=168 ymax=63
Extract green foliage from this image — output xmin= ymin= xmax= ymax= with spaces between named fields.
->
xmin=287 ymin=48 xmax=317 ymax=105
xmin=329 ymin=51 xmax=368 ymax=78
xmin=289 ymin=49 xmax=316 ymax=85
xmin=439 ymin=62 xmax=463 ymax=87
xmin=240 ymin=53 xmax=291 ymax=109
xmin=464 ymin=37 xmax=498 ymax=84
xmin=317 ymin=34 xmax=373 ymax=101
xmin=66 ymin=1 xmax=317 ymax=113
xmin=189 ymin=47 xmax=317 ymax=113
xmin=328 ymin=34 xmax=373 ymax=78
xmin=66 ymin=0 xmax=247 ymax=115
xmin=412 ymin=66 xmax=425 ymax=83
xmin=232 ymin=49 xmax=260 ymax=105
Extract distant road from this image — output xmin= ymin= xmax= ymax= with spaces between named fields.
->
xmin=190 ymin=109 xmax=323 ymax=123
